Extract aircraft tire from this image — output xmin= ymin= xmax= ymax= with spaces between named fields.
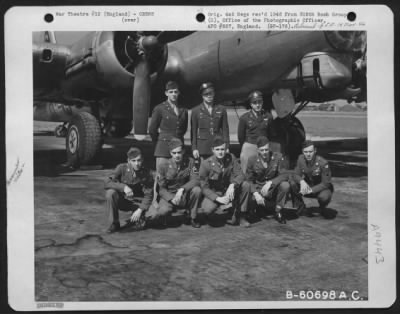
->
xmin=268 ymin=116 xmax=305 ymax=168
xmin=66 ymin=112 xmax=102 ymax=167
xmin=286 ymin=116 xmax=306 ymax=164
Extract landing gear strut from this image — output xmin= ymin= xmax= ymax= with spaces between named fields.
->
xmin=54 ymin=122 xmax=68 ymax=137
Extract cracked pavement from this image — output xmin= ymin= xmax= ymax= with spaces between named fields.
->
xmin=34 ymin=113 xmax=368 ymax=302
xmin=34 ymin=155 xmax=368 ymax=302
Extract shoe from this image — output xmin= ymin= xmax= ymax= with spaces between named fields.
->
xmin=275 ymin=212 xmax=286 ymax=224
xmin=191 ymin=219 xmax=201 ymax=228
xmin=320 ymin=207 xmax=336 ymax=219
xmin=162 ymin=215 xmax=168 ymax=227
xmin=239 ymin=217 xmax=250 ymax=228
xmin=183 ymin=212 xmax=191 ymax=225
xmin=226 ymin=215 xmax=239 ymax=226
xmin=107 ymin=222 xmax=120 ymax=233
xmin=123 ymin=216 xmax=147 ymax=232
xmin=297 ymin=203 xmax=311 ymax=216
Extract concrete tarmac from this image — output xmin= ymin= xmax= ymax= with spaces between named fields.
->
xmin=34 ymin=111 xmax=368 ymax=302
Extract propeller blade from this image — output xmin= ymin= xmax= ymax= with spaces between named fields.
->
xmin=132 ymin=57 xmax=151 ymax=135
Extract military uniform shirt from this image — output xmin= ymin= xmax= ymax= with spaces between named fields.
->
xmin=246 ymin=152 xmax=294 ymax=193
xmin=237 ymin=110 xmax=273 ymax=146
xmin=158 ymin=156 xmax=200 ymax=202
xmin=199 ymin=153 xmax=244 ymax=201
xmin=295 ymin=154 xmax=333 ymax=194
xmin=104 ymin=163 xmax=154 ymax=211
xmin=149 ymin=101 xmax=188 ymax=158
xmin=191 ymin=103 xmax=230 ymax=156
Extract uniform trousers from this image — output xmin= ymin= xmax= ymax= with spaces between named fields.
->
xmin=240 ymin=142 xmax=258 ymax=173
xmin=250 ymin=181 xmax=291 ymax=215
xmin=201 ymin=181 xmax=251 ymax=216
xmin=304 ymin=188 xmax=333 ymax=208
xmin=153 ymin=186 xmax=202 ymax=220
xmin=105 ymin=189 xmax=152 ymax=224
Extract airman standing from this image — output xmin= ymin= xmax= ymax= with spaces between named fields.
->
xmin=149 ymin=81 xmax=188 ymax=171
xmin=191 ymin=82 xmax=230 ymax=159
xmin=238 ymin=90 xmax=273 ymax=172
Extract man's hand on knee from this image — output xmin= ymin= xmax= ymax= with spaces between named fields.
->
xmin=124 ymin=185 xmax=134 ymax=198
xmin=225 ymin=184 xmax=235 ymax=201
xmin=171 ymin=188 xmax=184 ymax=205
xmin=261 ymin=181 xmax=272 ymax=197
xmin=216 ymin=195 xmax=230 ymax=205
xmin=130 ymin=208 xmax=143 ymax=222
xmin=253 ymin=192 xmax=265 ymax=206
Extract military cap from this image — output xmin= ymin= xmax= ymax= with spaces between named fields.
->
xmin=127 ymin=147 xmax=142 ymax=159
xmin=211 ymin=135 xmax=226 ymax=148
xmin=302 ymin=140 xmax=314 ymax=149
xmin=256 ymin=136 xmax=270 ymax=148
xmin=248 ymin=90 xmax=263 ymax=102
xmin=165 ymin=80 xmax=179 ymax=91
xmin=168 ymin=137 xmax=183 ymax=151
xmin=199 ymin=82 xmax=215 ymax=94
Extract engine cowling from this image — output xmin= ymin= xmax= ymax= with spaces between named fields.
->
xmin=33 ymin=102 xmax=92 ymax=122
xmin=61 ymin=31 xmax=167 ymax=98
xmin=280 ymin=52 xmax=353 ymax=90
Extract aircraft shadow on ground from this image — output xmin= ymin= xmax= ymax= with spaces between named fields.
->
xmin=34 ymin=139 xmax=367 ymax=178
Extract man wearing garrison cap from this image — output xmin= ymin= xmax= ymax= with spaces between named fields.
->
xmin=199 ymin=136 xmax=251 ymax=227
xmin=191 ymin=82 xmax=230 ymax=159
xmin=246 ymin=136 xmax=295 ymax=224
xmin=155 ymin=137 xmax=202 ymax=228
xmin=237 ymin=90 xmax=273 ymax=172
xmin=293 ymin=140 xmax=334 ymax=217
xmin=104 ymin=147 xmax=154 ymax=233
xmin=149 ymin=81 xmax=188 ymax=171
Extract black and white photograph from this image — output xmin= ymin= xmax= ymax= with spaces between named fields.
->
xmin=5 ymin=5 xmax=396 ymax=310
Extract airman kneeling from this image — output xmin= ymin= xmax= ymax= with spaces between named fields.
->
xmin=246 ymin=136 xmax=293 ymax=224
xmin=199 ymin=136 xmax=251 ymax=227
xmin=293 ymin=140 xmax=334 ymax=217
xmin=156 ymin=137 xmax=202 ymax=228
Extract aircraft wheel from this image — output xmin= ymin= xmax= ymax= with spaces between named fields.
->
xmin=269 ymin=116 xmax=305 ymax=168
xmin=66 ymin=112 xmax=102 ymax=167
xmin=286 ymin=116 xmax=306 ymax=164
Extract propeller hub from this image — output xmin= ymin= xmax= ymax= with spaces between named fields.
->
xmin=114 ymin=32 xmax=166 ymax=75
xmin=139 ymin=35 xmax=159 ymax=52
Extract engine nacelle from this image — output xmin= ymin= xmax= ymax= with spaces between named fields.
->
xmin=61 ymin=32 xmax=167 ymax=98
xmin=33 ymin=43 xmax=71 ymax=89
xmin=34 ymin=102 xmax=92 ymax=122
xmin=280 ymin=52 xmax=353 ymax=90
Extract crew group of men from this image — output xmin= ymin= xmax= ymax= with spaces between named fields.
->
xmin=104 ymin=81 xmax=334 ymax=233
